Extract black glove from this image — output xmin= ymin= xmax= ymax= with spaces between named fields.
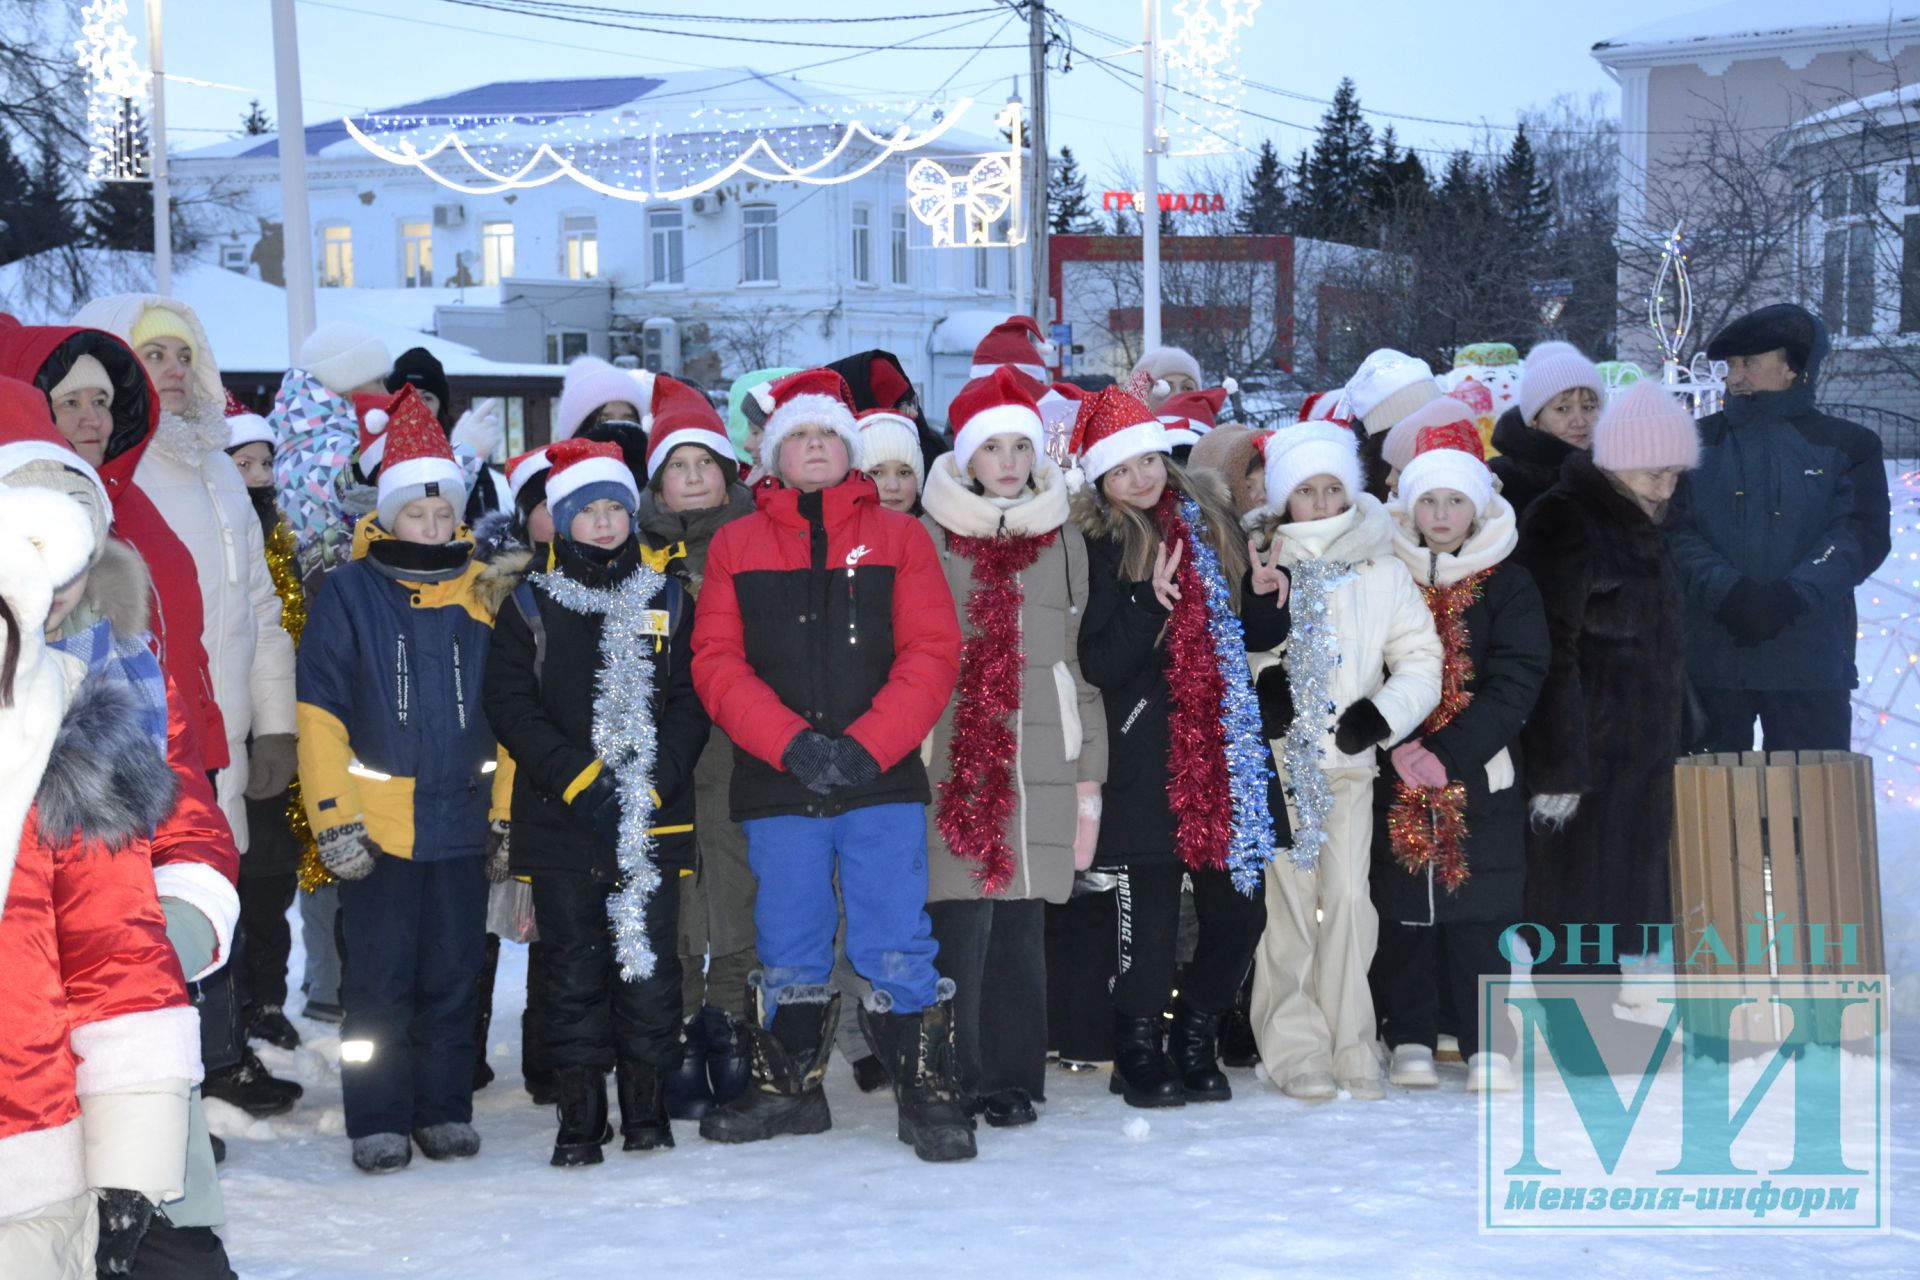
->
xmin=782 ymin=731 xmax=842 ymax=795
xmin=1765 ymin=579 xmax=1807 ymax=626
xmin=832 ymin=737 xmax=881 ymax=788
xmin=1255 ymin=663 xmax=1294 ymax=741
xmin=570 ymin=770 xmax=623 ymax=844
xmin=484 ymin=819 xmax=512 ymax=883
xmin=1715 ymin=577 xmax=1789 ymax=647
xmin=1333 ymin=698 xmax=1391 ymax=756
xmin=95 ymin=1188 xmax=156 ymax=1275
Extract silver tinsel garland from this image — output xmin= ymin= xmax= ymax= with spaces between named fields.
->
xmin=1178 ymin=496 xmax=1280 ymax=895
xmin=530 ymin=563 xmax=667 ymax=980
xmin=1277 ymin=557 xmax=1354 ymax=871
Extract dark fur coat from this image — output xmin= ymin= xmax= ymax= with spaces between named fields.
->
xmin=1513 ymin=452 xmax=1685 ymax=938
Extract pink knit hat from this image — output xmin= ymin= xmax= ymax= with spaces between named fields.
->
xmin=1519 ymin=341 xmax=1604 ymax=424
xmin=1591 ymin=381 xmax=1700 ymax=472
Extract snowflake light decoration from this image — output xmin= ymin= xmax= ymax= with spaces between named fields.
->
xmin=76 ymin=0 xmax=149 ymax=181
xmin=1162 ymin=0 xmax=1262 ymax=157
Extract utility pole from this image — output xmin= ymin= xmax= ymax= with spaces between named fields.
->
xmin=1140 ymin=0 xmax=1161 ymax=355
xmin=271 ymin=0 xmax=317 ymax=351
xmin=1028 ymin=0 xmax=1049 ymax=330
xmin=144 ymin=0 xmax=171 ymax=295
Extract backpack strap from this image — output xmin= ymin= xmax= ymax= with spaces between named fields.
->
xmin=511 ymin=581 xmax=546 ymax=686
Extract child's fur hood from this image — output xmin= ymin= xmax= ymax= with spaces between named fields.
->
xmin=471 ymin=546 xmax=534 ymax=619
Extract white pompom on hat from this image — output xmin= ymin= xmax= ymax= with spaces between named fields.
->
xmin=1262 ymin=420 xmax=1362 ymax=512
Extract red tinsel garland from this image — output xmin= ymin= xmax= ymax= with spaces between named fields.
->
xmin=937 ymin=529 xmax=1056 ymax=894
xmin=1153 ymin=493 xmax=1232 ymax=872
xmin=1389 ymin=567 xmax=1492 ymax=890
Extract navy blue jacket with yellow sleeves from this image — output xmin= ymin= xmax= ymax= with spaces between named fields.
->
xmin=295 ymin=516 xmax=523 ymax=860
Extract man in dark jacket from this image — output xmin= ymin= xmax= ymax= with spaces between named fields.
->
xmin=1670 ymin=304 xmax=1891 ymax=752
xmin=690 ymin=368 xmax=972 ymax=1162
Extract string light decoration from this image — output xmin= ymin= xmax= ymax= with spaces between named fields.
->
xmin=1854 ymin=467 xmax=1920 ymax=807
xmin=1646 ymin=222 xmax=1728 ymax=418
xmin=1161 ymin=0 xmax=1262 ymax=158
xmin=76 ymin=0 xmax=149 ymax=181
xmin=905 ymin=98 xmax=1026 ymax=248
xmin=342 ymin=93 xmax=978 ymax=203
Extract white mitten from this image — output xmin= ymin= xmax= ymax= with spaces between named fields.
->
xmin=450 ymin=398 xmax=504 ymax=461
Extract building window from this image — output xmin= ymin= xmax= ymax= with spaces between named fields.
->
xmin=563 ymin=215 xmax=598 ymax=280
xmin=320 ymin=224 xmax=353 ymax=288
xmin=851 ymin=205 xmax=872 ymax=284
xmin=648 ymin=208 xmax=684 ymax=284
xmin=1902 ymin=214 xmax=1920 ymax=333
xmin=1905 ymin=166 xmax=1920 ymax=208
xmin=545 ymin=330 xmax=590 ymax=364
xmin=220 ymin=242 xmax=247 ymax=272
xmin=401 ymin=221 xmax=432 ymax=287
xmin=481 ymin=220 xmax=515 ymax=286
xmin=891 ymin=207 xmax=909 ymax=285
xmin=742 ymin=204 xmax=778 ymax=283
xmin=1823 ymin=223 xmax=1876 ymax=337
xmin=973 ymin=244 xmax=990 ymax=291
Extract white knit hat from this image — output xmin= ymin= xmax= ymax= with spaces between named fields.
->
xmin=299 ymin=322 xmax=391 ymax=397
xmin=1519 ymin=341 xmax=1605 ymax=424
xmin=857 ymin=408 xmax=926 ymax=490
xmin=1263 ymin=421 xmax=1361 ymax=512
xmin=1344 ymin=348 xmax=1440 ymax=437
xmin=555 ymin=355 xmax=647 ymax=441
xmin=1396 ymin=419 xmax=1493 ymax=516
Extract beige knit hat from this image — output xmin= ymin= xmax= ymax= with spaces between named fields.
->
xmin=48 ymin=353 xmax=113 ymax=404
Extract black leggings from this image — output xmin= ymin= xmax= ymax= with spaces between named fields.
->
xmin=1112 ymin=863 xmax=1266 ymax=1020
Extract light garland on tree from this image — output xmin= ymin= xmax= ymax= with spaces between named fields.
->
xmin=342 ymin=94 xmax=979 ymax=203
xmin=1163 ymin=0 xmax=1262 ymax=158
xmin=1854 ymin=467 xmax=1920 ymax=807
xmin=75 ymin=0 xmax=148 ymax=181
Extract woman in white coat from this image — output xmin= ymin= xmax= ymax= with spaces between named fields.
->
xmin=1245 ymin=423 xmax=1442 ymax=1101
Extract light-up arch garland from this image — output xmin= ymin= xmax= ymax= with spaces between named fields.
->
xmin=341 ymin=97 xmax=978 ymax=203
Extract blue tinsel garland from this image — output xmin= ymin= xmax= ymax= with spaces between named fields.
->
xmin=1178 ymin=496 xmax=1280 ymax=896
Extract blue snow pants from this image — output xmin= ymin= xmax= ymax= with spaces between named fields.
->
xmin=338 ymin=853 xmax=488 ymax=1139
xmin=743 ymin=803 xmax=941 ymax=1016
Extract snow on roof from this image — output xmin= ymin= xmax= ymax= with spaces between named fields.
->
xmin=1785 ymin=79 xmax=1920 ymax=135
xmin=0 ymin=250 xmax=562 ymax=378
xmin=1595 ymin=1 xmax=1920 ymax=54
xmin=930 ymin=309 xmax=1018 ymax=356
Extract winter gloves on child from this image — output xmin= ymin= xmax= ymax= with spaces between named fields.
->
xmin=244 ymin=732 xmax=299 ymax=800
xmin=317 ymin=821 xmax=381 ymax=880
xmin=1333 ymin=698 xmax=1392 ymax=756
xmin=570 ymin=770 xmax=623 ymax=845
xmin=95 ymin=1187 xmax=157 ymax=1275
xmin=485 ymin=819 xmax=512 ymax=883
xmin=782 ymin=730 xmax=881 ymax=795
xmin=1715 ymin=577 xmax=1807 ymax=648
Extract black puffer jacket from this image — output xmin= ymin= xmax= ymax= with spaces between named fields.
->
xmin=1488 ymin=406 xmax=1579 ymax=525
xmin=483 ymin=538 xmax=709 ymax=880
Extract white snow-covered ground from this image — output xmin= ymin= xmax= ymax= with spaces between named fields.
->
xmin=216 ymin=465 xmax=1920 ymax=1276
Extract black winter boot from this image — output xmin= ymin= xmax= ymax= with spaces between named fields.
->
xmin=698 ymin=979 xmax=838 ymax=1145
xmin=1109 ymin=1012 xmax=1185 ymax=1108
xmin=700 ymin=1004 xmax=752 ymax=1108
xmin=617 ymin=1059 xmax=673 ymax=1151
xmin=664 ymin=1015 xmax=713 ymax=1121
xmin=550 ymin=1066 xmax=613 ymax=1167
xmin=868 ymin=984 xmax=977 ymax=1163
xmin=1217 ymin=973 xmax=1260 ymax=1069
xmin=1166 ymin=999 xmax=1232 ymax=1101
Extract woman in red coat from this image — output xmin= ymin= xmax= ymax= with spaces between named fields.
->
xmin=0 ymin=486 xmax=203 ymax=1277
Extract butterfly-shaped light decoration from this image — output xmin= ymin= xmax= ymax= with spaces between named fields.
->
xmin=906 ymin=155 xmax=1015 ymax=248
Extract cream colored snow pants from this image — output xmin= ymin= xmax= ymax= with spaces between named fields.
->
xmin=1251 ymin=769 xmax=1381 ymax=1083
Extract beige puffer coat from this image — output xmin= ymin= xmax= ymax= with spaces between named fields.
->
xmin=920 ymin=454 xmax=1107 ymax=904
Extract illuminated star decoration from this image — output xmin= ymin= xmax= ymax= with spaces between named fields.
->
xmin=75 ymin=0 xmax=149 ymax=181
xmin=1162 ymin=0 xmax=1263 ymax=157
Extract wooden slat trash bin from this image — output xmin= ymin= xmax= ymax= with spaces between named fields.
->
xmin=1671 ymin=751 xmax=1884 ymax=1041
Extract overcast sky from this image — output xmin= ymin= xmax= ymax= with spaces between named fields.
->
xmin=144 ymin=0 xmax=1689 ymax=185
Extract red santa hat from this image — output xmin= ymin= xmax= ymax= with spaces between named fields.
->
xmin=374 ymin=385 xmax=467 ymax=528
xmin=1068 ymin=385 xmax=1171 ymax=485
xmin=545 ymin=437 xmax=640 ymax=532
xmin=1298 ymin=389 xmax=1352 ymax=427
xmin=751 ymin=368 xmax=861 ymax=482
xmin=644 ymin=374 xmax=738 ymax=486
xmin=223 ymin=388 xmax=274 ymax=453
xmin=1396 ymin=420 xmax=1494 ymax=516
xmin=505 ymin=446 xmax=551 ymax=505
xmin=949 ymin=366 xmax=1044 ymax=478
xmin=970 ymin=316 xmax=1052 ymax=392
xmin=1157 ymin=381 xmax=1236 ymax=449
xmin=352 ymin=388 xmax=407 ymax=473
xmin=1382 ymin=394 xmax=1478 ymax=477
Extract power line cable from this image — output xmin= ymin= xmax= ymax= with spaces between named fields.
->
xmin=438 ymin=0 xmax=1003 ymax=24
xmin=431 ymin=0 xmax=1024 ymax=51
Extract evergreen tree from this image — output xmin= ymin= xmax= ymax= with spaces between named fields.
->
xmin=17 ymin=137 xmax=77 ymax=259
xmin=1298 ymin=78 xmax=1374 ymax=243
xmin=240 ymin=98 xmax=273 ymax=136
xmin=1236 ymin=138 xmax=1288 ymax=234
xmin=84 ymin=180 xmax=153 ymax=252
xmin=0 ymin=129 xmax=33 ymax=263
xmin=1494 ymin=122 xmax=1553 ymax=245
xmin=1048 ymin=145 xmax=1096 ymax=233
